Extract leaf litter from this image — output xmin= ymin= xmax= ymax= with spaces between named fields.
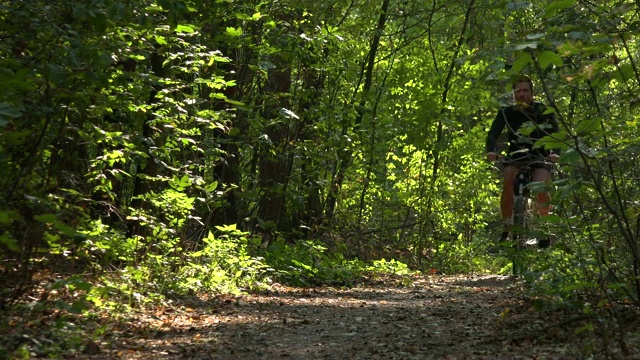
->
xmin=8 ymin=274 xmax=640 ymax=359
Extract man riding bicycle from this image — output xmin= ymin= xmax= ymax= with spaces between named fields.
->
xmin=486 ymin=76 xmax=559 ymax=248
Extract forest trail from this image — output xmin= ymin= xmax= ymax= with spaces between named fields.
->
xmin=79 ymin=274 xmax=637 ymax=360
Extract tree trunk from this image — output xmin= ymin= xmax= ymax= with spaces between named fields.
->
xmin=325 ymin=0 xmax=390 ymax=220
xmin=258 ymin=56 xmax=292 ymax=245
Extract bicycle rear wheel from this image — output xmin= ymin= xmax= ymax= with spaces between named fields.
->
xmin=512 ymin=196 xmax=527 ymax=275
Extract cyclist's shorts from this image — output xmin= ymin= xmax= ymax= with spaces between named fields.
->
xmin=504 ymin=155 xmax=554 ymax=171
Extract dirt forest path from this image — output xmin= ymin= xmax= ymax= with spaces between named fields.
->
xmin=87 ymin=274 xmax=633 ymax=360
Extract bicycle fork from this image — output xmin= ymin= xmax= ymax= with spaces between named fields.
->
xmin=512 ymin=171 xmax=531 ymax=275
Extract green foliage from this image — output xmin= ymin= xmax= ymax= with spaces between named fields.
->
xmin=0 ymin=2 xmax=639 ymax=357
xmin=261 ymin=239 xmax=419 ymax=286
xmin=80 ymin=224 xmax=271 ymax=312
xmin=263 ymin=239 xmax=365 ymax=286
xmin=367 ymin=258 xmax=412 ymax=276
xmin=175 ymin=226 xmax=269 ymax=294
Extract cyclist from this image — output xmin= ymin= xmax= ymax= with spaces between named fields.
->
xmin=486 ymin=76 xmax=559 ymax=248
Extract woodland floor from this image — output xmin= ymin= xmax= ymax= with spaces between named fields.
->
xmin=5 ymin=274 xmax=640 ymax=360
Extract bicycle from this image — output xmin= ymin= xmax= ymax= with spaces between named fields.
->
xmin=496 ymin=156 xmax=554 ymax=275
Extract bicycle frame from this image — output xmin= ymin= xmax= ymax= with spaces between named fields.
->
xmin=511 ymin=164 xmax=535 ymax=274
xmin=512 ymin=164 xmax=534 ymax=230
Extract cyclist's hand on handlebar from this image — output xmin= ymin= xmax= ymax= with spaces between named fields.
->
xmin=486 ymin=152 xmax=499 ymax=162
xmin=548 ymin=153 xmax=559 ymax=163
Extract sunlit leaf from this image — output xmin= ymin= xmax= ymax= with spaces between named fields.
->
xmin=175 ymin=24 xmax=195 ymax=33
xmin=205 ymin=181 xmax=218 ymax=193
xmin=225 ymin=27 xmax=243 ymax=37
xmin=279 ymin=108 xmax=299 ymax=120
xmin=155 ymin=35 xmax=168 ymax=45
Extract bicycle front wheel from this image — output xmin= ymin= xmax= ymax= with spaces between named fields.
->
xmin=513 ymin=196 xmax=527 ymax=230
xmin=512 ymin=196 xmax=527 ymax=275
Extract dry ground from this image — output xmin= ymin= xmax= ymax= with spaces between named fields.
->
xmin=64 ymin=274 xmax=639 ymax=360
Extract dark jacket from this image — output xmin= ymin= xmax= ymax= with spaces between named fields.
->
xmin=486 ymin=102 xmax=559 ymax=159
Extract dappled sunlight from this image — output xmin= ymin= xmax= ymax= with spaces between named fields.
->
xmin=83 ymin=274 xmax=551 ymax=359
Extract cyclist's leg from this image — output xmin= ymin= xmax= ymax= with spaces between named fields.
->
xmin=501 ymin=165 xmax=519 ymax=231
xmin=532 ymin=167 xmax=551 ymax=216
xmin=532 ymin=167 xmax=552 ymax=248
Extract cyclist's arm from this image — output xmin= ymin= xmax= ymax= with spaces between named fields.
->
xmin=486 ymin=108 xmax=506 ymax=155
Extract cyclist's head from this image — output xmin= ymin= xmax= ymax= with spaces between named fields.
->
xmin=512 ymin=75 xmax=533 ymax=105
xmin=511 ymin=75 xmax=533 ymax=92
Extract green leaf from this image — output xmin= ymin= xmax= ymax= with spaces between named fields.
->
xmin=511 ymin=52 xmax=533 ymax=73
xmin=34 ymin=214 xmax=58 ymax=223
xmin=279 ymin=108 xmax=299 ymax=120
xmin=225 ymin=27 xmax=243 ymax=37
xmin=613 ymin=64 xmax=634 ymax=83
xmin=128 ymin=54 xmax=146 ymax=61
xmin=169 ymin=174 xmax=191 ymax=190
xmin=216 ymin=224 xmax=237 ymax=232
xmin=74 ymin=282 xmax=92 ymax=291
xmin=506 ymin=2 xmax=531 ymax=11
xmin=88 ymin=296 xmax=103 ymax=307
xmin=555 ymin=180 xmax=585 ymax=201
xmin=559 ymin=148 xmax=581 ymax=165
xmin=526 ymin=33 xmax=546 ymax=40
xmin=0 ymin=210 xmax=17 ymax=224
xmin=179 ymin=175 xmax=191 ymax=187
xmin=513 ymin=43 xmax=540 ymax=51
xmin=44 ymin=64 xmax=70 ymax=84
xmin=69 ymin=301 xmax=88 ymax=314
xmin=0 ymin=103 xmax=23 ymax=123
xmin=539 ymin=214 xmax=562 ymax=224
xmin=488 ymin=60 xmax=506 ymax=71
xmin=155 ymin=35 xmax=168 ymax=45
xmin=53 ymin=221 xmax=78 ymax=237
xmin=575 ymin=118 xmax=601 ymax=136
xmin=175 ymin=24 xmax=196 ymax=33
xmin=557 ymin=42 xmax=581 ymax=56
xmin=205 ymin=181 xmax=218 ymax=193
xmin=538 ymin=51 xmax=563 ymax=69
xmin=544 ymin=0 xmax=575 ymax=17
xmin=535 ymin=133 xmax=570 ymax=151
xmin=0 ymin=233 xmax=20 ymax=253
